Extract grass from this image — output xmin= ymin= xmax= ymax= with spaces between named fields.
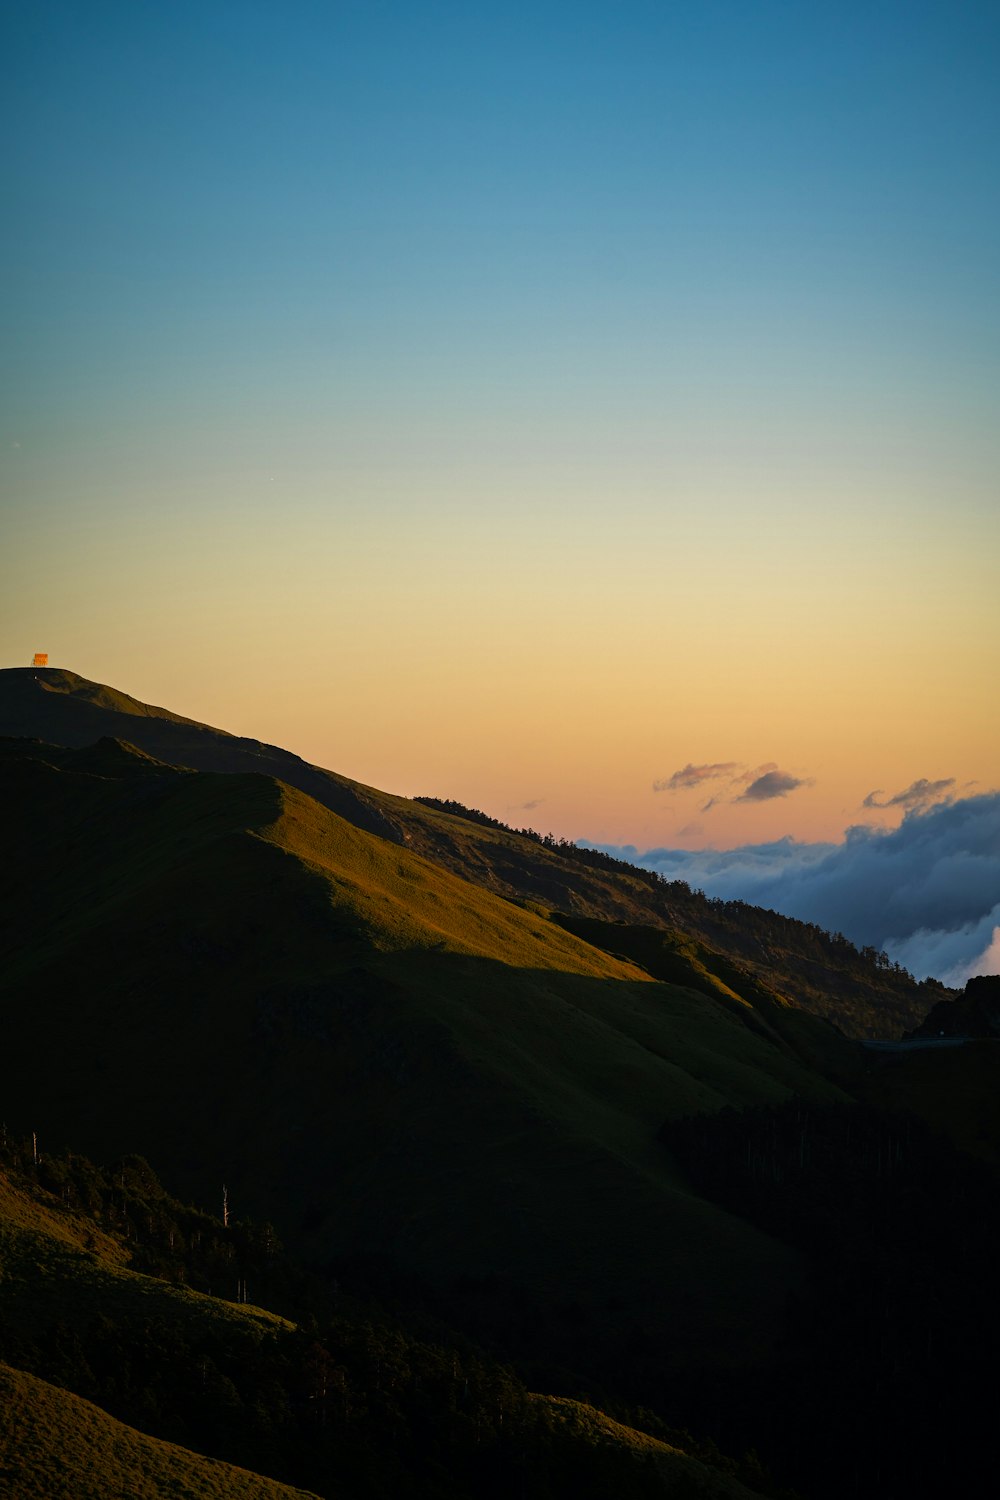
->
xmin=0 ymin=1167 xmax=290 ymax=1357
xmin=534 ymin=1397 xmax=763 ymax=1497
xmin=0 ymin=1164 xmax=320 ymax=1497
xmin=0 ymin=1362 xmax=321 ymax=1499
xmin=0 ymin=1148 xmax=779 ymax=1499
xmin=0 ymin=670 xmax=990 ymax=1499
xmin=0 ymin=1169 xmax=126 ymax=1264
xmin=0 ymin=666 xmax=939 ymax=1037
xmin=0 ymin=737 xmax=860 ymax=1383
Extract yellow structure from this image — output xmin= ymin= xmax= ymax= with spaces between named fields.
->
xmin=32 ymin=652 xmax=48 ymax=668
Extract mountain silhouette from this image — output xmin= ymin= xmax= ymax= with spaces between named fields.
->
xmin=0 ymin=665 xmax=945 ymax=1037
xmin=2 ymin=666 xmax=996 ymax=1499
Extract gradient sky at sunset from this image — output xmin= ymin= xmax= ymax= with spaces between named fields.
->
xmin=4 ymin=0 xmax=998 ymax=856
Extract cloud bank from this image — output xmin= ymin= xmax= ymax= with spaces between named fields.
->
xmin=585 ymin=792 xmax=1000 ymax=986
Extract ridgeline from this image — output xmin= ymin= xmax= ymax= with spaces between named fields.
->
xmin=1 ymin=665 xmax=995 ymax=1500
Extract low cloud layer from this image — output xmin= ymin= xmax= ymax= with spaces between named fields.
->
xmin=585 ymin=791 xmax=1000 ymax=986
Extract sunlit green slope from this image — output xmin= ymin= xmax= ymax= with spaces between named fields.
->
xmin=0 ymin=666 xmax=939 ymax=1035
xmin=0 ymin=735 xmax=850 ymax=1382
xmin=0 ymin=1363 xmax=321 ymax=1500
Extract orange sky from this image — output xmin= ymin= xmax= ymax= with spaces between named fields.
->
xmin=5 ymin=462 xmax=995 ymax=851
xmin=3 ymin=3 xmax=998 ymax=855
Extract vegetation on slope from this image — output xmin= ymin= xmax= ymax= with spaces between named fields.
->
xmin=1 ymin=671 xmax=990 ymax=1498
xmin=661 ymin=1096 xmax=1000 ymax=1499
xmin=907 ymin=972 xmax=1000 ymax=1040
xmin=0 ymin=1362 xmax=321 ymax=1500
xmin=0 ymin=734 xmax=843 ymax=1391
xmin=0 ymin=1131 xmax=775 ymax=1499
xmin=410 ymin=796 xmax=947 ymax=1037
xmin=0 ymin=667 xmax=944 ymax=1037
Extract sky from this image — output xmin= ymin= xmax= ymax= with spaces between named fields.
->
xmin=3 ymin=2 xmax=998 ymax=976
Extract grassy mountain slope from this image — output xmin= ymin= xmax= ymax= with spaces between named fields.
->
xmin=0 ymin=734 xmax=850 ymax=1387
xmin=532 ymin=1398 xmax=766 ymax=1498
xmin=0 ymin=1362 xmax=764 ymax=1500
xmin=0 ymin=1160 xmax=316 ymax=1497
xmin=0 ymin=1364 xmax=321 ymax=1500
xmin=0 ymin=666 xmax=940 ymax=1036
xmin=0 ymin=1138 xmax=772 ymax=1500
xmin=0 ymin=666 xmax=400 ymax=842
xmin=2 ymin=675 xmax=987 ymax=1495
xmin=0 ymin=1161 xmax=290 ymax=1355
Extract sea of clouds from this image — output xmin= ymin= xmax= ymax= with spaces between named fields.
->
xmin=586 ymin=792 xmax=1000 ymax=987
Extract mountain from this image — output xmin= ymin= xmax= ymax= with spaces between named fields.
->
xmin=0 ymin=666 xmax=944 ymax=1038
xmin=0 ymin=1126 xmax=770 ymax=1499
xmin=908 ymin=973 xmax=1000 ymax=1039
xmin=2 ymin=666 xmax=995 ymax=1498
xmin=0 ymin=732 xmax=845 ymax=1389
xmin=0 ymin=1364 xmax=321 ymax=1500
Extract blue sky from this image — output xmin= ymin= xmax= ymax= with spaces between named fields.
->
xmin=8 ymin=0 xmax=1000 ymax=457
xmin=3 ymin=2 xmax=998 ymax=908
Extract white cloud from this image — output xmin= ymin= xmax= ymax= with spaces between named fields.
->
xmin=584 ymin=792 xmax=1000 ymax=984
xmin=887 ymin=907 xmax=1000 ymax=988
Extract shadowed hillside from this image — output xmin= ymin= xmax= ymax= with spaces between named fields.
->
xmin=0 ymin=1130 xmax=773 ymax=1500
xmin=0 ymin=735 xmax=846 ymax=1394
xmin=1 ymin=681 xmax=995 ymax=1497
xmin=659 ymin=1096 xmax=1000 ymax=1498
xmin=0 ymin=667 xmax=943 ymax=1037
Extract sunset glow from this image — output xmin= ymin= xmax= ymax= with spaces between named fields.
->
xmin=3 ymin=1 xmax=998 ymax=857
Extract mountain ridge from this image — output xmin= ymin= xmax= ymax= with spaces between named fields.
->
xmin=1 ymin=732 xmax=837 ymax=1387
xmin=2 ymin=668 xmax=996 ymax=1498
xmin=0 ymin=1115 xmax=773 ymax=1500
xmin=0 ymin=666 xmax=945 ymax=1038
